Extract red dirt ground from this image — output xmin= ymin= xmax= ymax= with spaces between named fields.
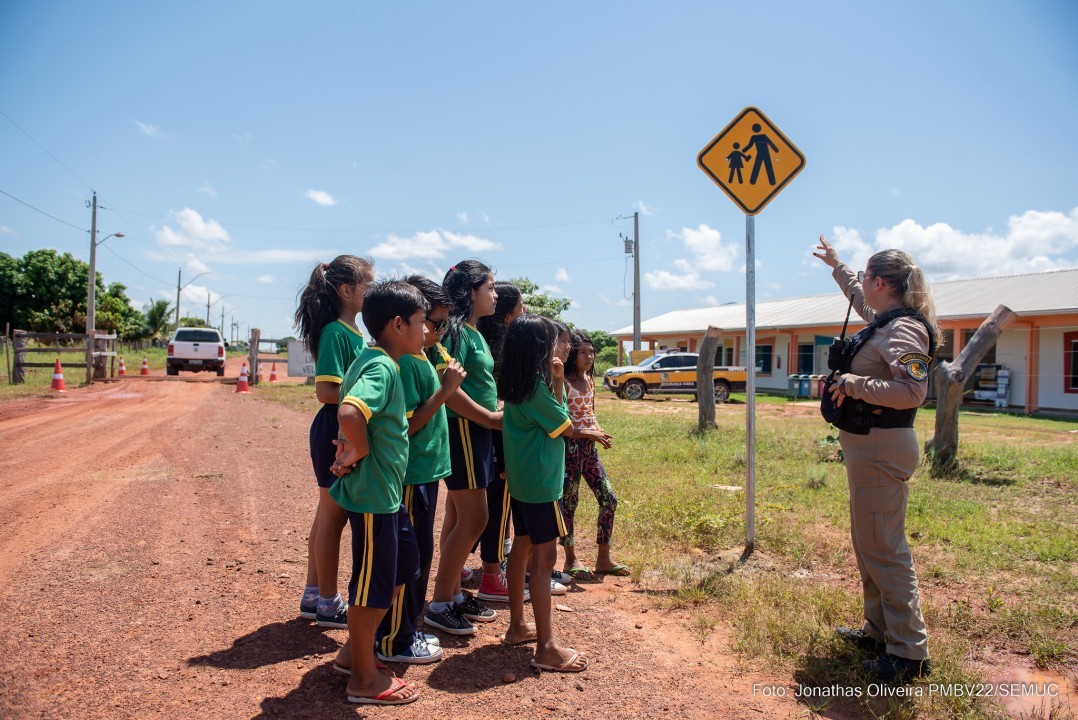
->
xmin=0 ymin=363 xmax=809 ymax=719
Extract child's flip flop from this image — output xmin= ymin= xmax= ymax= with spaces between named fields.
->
xmin=347 ymin=677 xmax=419 ymax=705
xmin=595 ymin=563 xmax=631 ymax=577
xmin=530 ymin=650 xmax=588 ymax=673
xmin=565 ymin=566 xmax=597 ymax=582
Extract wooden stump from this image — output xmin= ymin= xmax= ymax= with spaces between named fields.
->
xmin=696 ymin=326 xmax=722 ymax=431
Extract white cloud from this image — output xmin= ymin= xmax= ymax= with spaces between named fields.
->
xmin=155 ymin=208 xmax=231 ymax=252
xmin=644 ymin=269 xmax=715 ymax=290
xmin=456 ymin=211 xmax=469 ymax=223
xmin=133 ymin=120 xmax=167 ymax=140
xmin=542 ymin=284 xmax=563 ymax=294
xmin=0 ymin=225 xmax=15 ymax=235
xmin=668 ymin=224 xmax=739 ymax=272
xmin=554 ymin=267 xmax=571 ymax=282
xmin=197 ymin=182 xmax=217 ymax=198
xmin=635 ymin=199 xmax=656 ymax=216
xmin=305 ymin=189 xmax=337 ymax=207
xmin=368 ymin=229 xmax=501 ymax=262
xmin=257 ymin=274 xmax=275 ymax=284
xmin=232 ymin=132 xmax=253 ymax=144
xmin=185 ymin=254 xmax=211 ymax=274
xmin=480 ymin=211 xmax=491 ymax=226
xmin=813 ymin=207 xmax=1078 ymax=278
xmin=700 ymin=295 xmax=720 ymax=306
xmin=598 ymin=294 xmax=631 ymax=307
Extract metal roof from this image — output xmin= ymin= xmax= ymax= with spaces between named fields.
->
xmin=613 ymin=268 xmax=1078 ymax=335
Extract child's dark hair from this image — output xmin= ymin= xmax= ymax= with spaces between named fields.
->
xmin=565 ymin=329 xmax=595 ymax=380
xmin=476 ymin=281 xmax=523 ymax=376
xmin=441 ymin=259 xmax=493 ymax=348
xmin=498 ymin=314 xmax=556 ymax=405
xmin=361 ymin=280 xmax=430 ymax=342
xmin=552 ymin=320 xmax=570 ymax=339
xmin=404 ymin=274 xmax=451 ymax=309
xmin=294 ymin=255 xmax=373 ymax=360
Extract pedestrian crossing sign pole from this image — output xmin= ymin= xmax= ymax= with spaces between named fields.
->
xmin=697 ymin=107 xmax=805 ymax=554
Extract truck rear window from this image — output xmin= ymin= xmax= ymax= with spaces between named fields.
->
xmin=174 ymin=329 xmax=222 ymax=343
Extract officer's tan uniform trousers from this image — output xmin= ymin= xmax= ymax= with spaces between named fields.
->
xmin=832 ymin=264 xmax=930 ymax=662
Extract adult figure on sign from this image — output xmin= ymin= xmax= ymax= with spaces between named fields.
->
xmin=812 ymin=235 xmax=939 ymax=685
xmin=744 ymin=123 xmax=778 ymax=185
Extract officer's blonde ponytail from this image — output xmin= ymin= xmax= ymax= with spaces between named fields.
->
xmin=867 ymin=250 xmax=940 ymax=341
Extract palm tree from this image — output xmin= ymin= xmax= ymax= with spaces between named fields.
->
xmin=144 ymin=299 xmax=173 ymax=341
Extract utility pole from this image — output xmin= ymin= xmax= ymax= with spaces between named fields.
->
xmin=206 ymin=292 xmax=211 ymax=325
xmin=220 ymin=305 xmax=224 ymax=336
xmin=86 ymin=192 xmax=98 ymax=337
xmin=633 ymin=211 xmax=641 ymax=351
xmin=175 ymin=268 xmax=182 ymax=330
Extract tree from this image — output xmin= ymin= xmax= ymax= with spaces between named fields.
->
xmin=179 ymin=317 xmax=208 ymax=328
xmin=95 ymin=282 xmax=145 ymax=338
xmin=509 ymin=276 xmax=571 ymax=320
xmin=144 ymin=299 xmax=173 ymax=340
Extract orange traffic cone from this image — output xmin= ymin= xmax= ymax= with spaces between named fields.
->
xmin=269 ymin=363 xmax=278 ymax=382
xmin=117 ymin=357 xmax=127 ymax=376
xmin=51 ymin=358 xmax=67 ymax=393
xmin=140 ymin=357 xmax=150 ymax=376
xmin=235 ymin=363 xmax=250 ymax=393
xmin=257 ymin=363 xmax=263 ymax=382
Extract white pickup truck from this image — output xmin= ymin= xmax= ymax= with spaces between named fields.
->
xmin=167 ymin=328 xmax=226 ymax=376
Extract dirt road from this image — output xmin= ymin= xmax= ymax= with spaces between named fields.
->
xmin=0 ymin=371 xmax=799 ymax=719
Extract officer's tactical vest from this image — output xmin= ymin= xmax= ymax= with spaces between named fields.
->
xmin=821 ymin=308 xmax=936 ymax=435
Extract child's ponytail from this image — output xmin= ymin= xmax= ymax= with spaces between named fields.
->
xmin=294 ymin=255 xmax=373 ymax=360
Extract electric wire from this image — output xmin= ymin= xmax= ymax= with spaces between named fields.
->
xmin=0 ymin=188 xmax=86 ymax=232
xmin=0 ymin=109 xmax=93 ymax=190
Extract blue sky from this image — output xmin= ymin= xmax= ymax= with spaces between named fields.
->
xmin=2 ymin=1 xmax=1077 ymax=340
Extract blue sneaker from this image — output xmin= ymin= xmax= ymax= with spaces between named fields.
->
xmin=299 ymin=597 xmax=318 ymax=620
xmin=419 ymin=632 xmax=441 ymax=647
xmin=316 ymin=598 xmax=348 ymax=629
xmin=377 ymin=637 xmax=443 ymax=664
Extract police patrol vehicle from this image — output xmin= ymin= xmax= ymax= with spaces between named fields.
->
xmin=602 ymin=350 xmax=747 ymax=402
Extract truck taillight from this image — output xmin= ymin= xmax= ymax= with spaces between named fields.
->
xmin=168 ymin=343 xmax=174 ymax=355
xmin=218 ymin=345 xmax=224 ymax=358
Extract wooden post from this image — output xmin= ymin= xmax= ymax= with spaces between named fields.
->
xmin=696 ymin=326 xmax=722 ymax=431
xmin=926 ymin=304 xmax=1017 ymax=471
xmin=12 ymin=330 xmax=26 ymax=384
xmin=249 ymin=328 xmax=260 ymax=386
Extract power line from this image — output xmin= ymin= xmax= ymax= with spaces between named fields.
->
xmin=106 ymin=207 xmax=615 ymax=235
xmin=0 ymin=188 xmax=86 ymax=232
xmin=99 ymin=244 xmax=170 ymax=285
xmin=0 ymin=109 xmax=93 ymax=190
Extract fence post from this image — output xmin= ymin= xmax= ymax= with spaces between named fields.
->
xmin=13 ymin=330 xmax=26 ymax=384
xmin=249 ymin=328 xmax=261 ymax=386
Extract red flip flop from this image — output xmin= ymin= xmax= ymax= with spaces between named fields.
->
xmin=347 ymin=677 xmax=419 ymax=705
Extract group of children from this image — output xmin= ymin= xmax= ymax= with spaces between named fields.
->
xmin=293 ymin=256 xmax=627 ymax=705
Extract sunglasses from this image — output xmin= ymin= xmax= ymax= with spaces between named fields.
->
xmin=425 ymin=317 xmax=449 ymax=334
xmin=857 ymin=271 xmax=875 ymax=284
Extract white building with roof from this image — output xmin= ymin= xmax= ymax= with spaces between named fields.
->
xmin=612 ymin=268 xmax=1078 ymax=413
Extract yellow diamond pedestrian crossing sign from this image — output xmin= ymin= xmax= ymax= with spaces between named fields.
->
xmin=698 ymin=107 xmax=805 ymax=215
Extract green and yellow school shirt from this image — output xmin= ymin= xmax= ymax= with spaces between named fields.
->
xmin=443 ymin=323 xmax=497 ymax=417
xmin=502 ymin=379 xmax=572 ymax=504
xmin=314 ymin=320 xmax=367 ymax=386
xmin=399 ymin=353 xmax=451 ymax=485
xmin=329 ymin=347 xmax=407 ymax=515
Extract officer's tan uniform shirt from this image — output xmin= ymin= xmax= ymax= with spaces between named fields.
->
xmin=832 ymin=264 xmax=930 ymax=409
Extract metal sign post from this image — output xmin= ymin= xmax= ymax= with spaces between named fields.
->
xmin=697 ymin=106 xmax=805 ymax=555
xmin=744 ymin=214 xmax=756 ymax=551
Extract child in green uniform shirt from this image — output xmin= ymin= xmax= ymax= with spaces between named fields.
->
xmin=497 ymin=315 xmax=606 ymax=673
xmin=328 ymin=281 xmax=428 ymax=706
xmin=373 ymin=276 xmax=466 ymax=664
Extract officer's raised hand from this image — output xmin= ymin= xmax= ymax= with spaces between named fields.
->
xmin=813 ymin=235 xmax=841 ymax=269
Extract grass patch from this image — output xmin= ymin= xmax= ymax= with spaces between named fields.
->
xmin=591 ymin=395 xmax=1076 ymax=718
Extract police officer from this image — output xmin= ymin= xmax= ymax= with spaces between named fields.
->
xmin=813 ymin=236 xmax=938 ymax=683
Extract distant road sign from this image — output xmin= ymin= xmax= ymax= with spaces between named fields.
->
xmin=698 ymin=107 xmax=805 ymax=215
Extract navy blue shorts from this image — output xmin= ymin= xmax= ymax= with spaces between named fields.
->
xmin=445 ymin=417 xmax=495 ymax=491
xmin=510 ymin=499 xmax=568 ymax=545
xmin=309 ymin=403 xmax=340 ymax=489
xmin=346 ymin=506 xmax=420 ymax=610
xmin=492 ymin=429 xmax=506 ymax=475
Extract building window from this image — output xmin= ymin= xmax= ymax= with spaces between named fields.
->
xmin=755 ymin=342 xmax=773 ymax=375
xmin=1066 ymin=331 xmax=1078 ymax=394
xmin=797 ymin=343 xmax=814 ymax=374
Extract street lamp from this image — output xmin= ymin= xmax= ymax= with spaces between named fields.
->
xmin=85 ymin=192 xmax=127 ymax=336
xmin=175 ymin=270 xmax=210 ymax=329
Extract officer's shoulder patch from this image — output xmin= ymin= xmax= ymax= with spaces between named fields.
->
xmin=898 ymin=352 xmax=932 ymax=381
